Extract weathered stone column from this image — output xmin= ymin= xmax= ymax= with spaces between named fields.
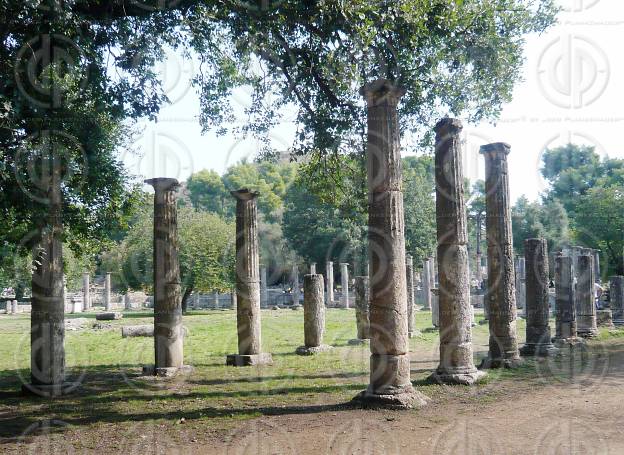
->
xmin=124 ymin=294 xmax=131 ymax=310
xmin=429 ymin=256 xmax=439 ymax=327
xmin=479 ymin=142 xmax=521 ymax=368
xmin=611 ymin=276 xmax=624 ymax=326
xmin=520 ymin=238 xmax=557 ymax=356
xmin=291 ymin=264 xmax=300 ymax=306
xmin=554 ymin=255 xmax=578 ymax=342
xmin=82 ymin=272 xmax=90 ymax=311
xmin=260 ymin=266 xmax=268 ymax=308
xmin=326 ymin=261 xmax=334 ymax=305
xmin=515 ymin=256 xmax=526 ymax=315
xmin=593 ymin=250 xmax=601 ymax=283
xmin=296 ymin=274 xmax=331 ymax=355
xmin=576 ymin=253 xmax=598 ymax=338
xmin=340 ymin=263 xmax=350 ymax=308
xmin=23 ymin=171 xmax=75 ymax=396
xmin=350 ymin=276 xmax=371 ymax=344
xmin=405 ymin=255 xmax=416 ymax=338
xmin=353 ymin=79 xmax=426 ymax=409
xmin=226 ymin=189 xmax=272 ymax=366
xmin=422 ymin=259 xmax=432 ymax=310
xmin=429 ymin=118 xmax=484 ymax=385
xmin=104 ymin=272 xmax=112 ymax=310
xmin=144 ymin=178 xmax=189 ymax=376
xmin=12 ymin=299 xmax=19 ymax=314
xmin=310 ymin=263 xmax=317 ymax=275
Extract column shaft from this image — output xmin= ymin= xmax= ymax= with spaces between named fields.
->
xmin=611 ymin=276 xmax=624 ymax=326
xmin=555 ymin=255 xmax=577 ymax=340
xmin=353 ymin=276 xmax=370 ymax=339
xmin=405 ymin=255 xmax=415 ymax=337
xmin=576 ymin=254 xmax=598 ymax=337
xmin=340 ymin=263 xmax=350 ymax=308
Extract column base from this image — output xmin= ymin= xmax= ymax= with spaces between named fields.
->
xmin=21 ymin=382 xmax=80 ymax=398
xmin=295 ymin=344 xmax=332 ymax=355
xmin=479 ymin=356 xmax=523 ymax=369
xmin=553 ymin=337 xmax=585 ymax=348
xmin=226 ymin=353 xmax=273 ymax=367
xmin=428 ymin=368 xmax=487 ymax=386
xmin=577 ymin=329 xmax=599 ymax=338
xmin=141 ymin=365 xmax=194 ymax=377
xmin=348 ymin=338 xmax=370 ymax=346
xmin=520 ymin=343 xmax=559 ymax=357
xmin=352 ymin=385 xmax=428 ymax=410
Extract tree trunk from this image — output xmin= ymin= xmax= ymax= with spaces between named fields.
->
xmin=181 ymin=286 xmax=193 ymax=315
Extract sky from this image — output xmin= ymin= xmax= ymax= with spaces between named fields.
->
xmin=122 ymin=0 xmax=624 ymax=203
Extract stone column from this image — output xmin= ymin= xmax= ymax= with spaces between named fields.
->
xmin=594 ymin=250 xmax=601 ymax=282
xmin=479 ymin=142 xmax=521 ymax=368
xmin=12 ymin=299 xmax=19 ymax=314
xmin=353 ymin=79 xmax=426 ymax=409
xmin=124 ymin=294 xmax=131 ymax=310
xmin=350 ymin=276 xmax=371 ymax=344
xmin=520 ymin=238 xmax=557 ymax=356
xmin=104 ymin=272 xmax=112 ymax=310
xmin=422 ymin=259 xmax=432 ymax=310
xmin=326 ymin=261 xmax=334 ymax=305
xmin=212 ymin=291 xmax=219 ymax=309
xmin=260 ymin=266 xmax=268 ymax=308
xmin=340 ymin=263 xmax=350 ymax=308
xmin=82 ymin=272 xmax=90 ymax=311
xmin=144 ymin=178 xmax=188 ymax=376
xmin=23 ymin=170 xmax=74 ymax=396
xmin=429 ymin=118 xmax=484 ymax=385
xmin=310 ymin=263 xmax=317 ymax=275
xmin=429 ymin=257 xmax=439 ymax=327
xmin=576 ymin=253 xmax=598 ymax=338
xmin=405 ymin=255 xmax=416 ymax=338
xmin=292 ymin=264 xmax=300 ymax=306
xmin=611 ymin=276 xmax=624 ymax=326
xmin=230 ymin=291 xmax=237 ymax=310
xmin=296 ymin=274 xmax=331 ymax=355
xmin=226 ymin=189 xmax=272 ymax=366
xmin=554 ymin=255 xmax=577 ymax=342
xmin=515 ymin=256 xmax=526 ymax=315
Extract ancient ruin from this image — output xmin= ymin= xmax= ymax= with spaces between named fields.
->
xmin=576 ymin=253 xmax=598 ymax=337
xmin=554 ymin=255 xmax=578 ymax=343
xmin=612 ymin=276 xmax=624 ymax=326
xmin=405 ymin=255 xmax=416 ymax=338
xmin=350 ymin=275 xmax=371 ymax=344
xmin=296 ymin=274 xmax=331 ymax=355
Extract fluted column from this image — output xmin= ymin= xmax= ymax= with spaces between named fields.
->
xmin=326 ymin=261 xmax=334 ymax=305
xmin=340 ymin=263 xmax=350 ymax=308
xmin=353 ymin=79 xmax=426 ymax=409
xmin=350 ymin=276 xmax=371 ymax=343
xmin=430 ymin=257 xmax=439 ymax=328
xmin=144 ymin=178 xmax=188 ymax=376
xmin=430 ymin=118 xmax=484 ymax=384
xmin=576 ymin=253 xmax=598 ymax=337
xmin=296 ymin=274 xmax=331 ymax=355
xmin=82 ymin=272 xmax=90 ymax=311
xmin=520 ymin=238 xmax=557 ymax=356
xmin=405 ymin=255 xmax=416 ymax=338
xmin=554 ymin=255 xmax=577 ymax=342
xmin=422 ymin=259 xmax=432 ymax=310
xmin=104 ymin=272 xmax=112 ymax=310
xmin=226 ymin=189 xmax=272 ymax=366
xmin=310 ymin=263 xmax=317 ymax=275
xmin=260 ymin=266 xmax=268 ymax=308
xmin=479 ymin=142 xmax=521 ymax=368
xmin=292 ymin=264 xmax=300 ymax=306
xmin=611 ymin=276 xmax=624 ymax=326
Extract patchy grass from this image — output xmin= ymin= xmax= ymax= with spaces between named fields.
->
xmin=0 ymin=308 xmax=618 ymax=451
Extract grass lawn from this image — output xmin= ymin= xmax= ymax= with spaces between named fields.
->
xmin=2 ymin=307 xmax=620 ymax=451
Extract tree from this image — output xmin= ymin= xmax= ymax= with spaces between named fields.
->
xmin=186 ymin=169 xmax=229 ymax=215
xmin=101 ymin=202 xmax=235 ymax=312
xmin=574 ymin=186 xmax=624 ymax=276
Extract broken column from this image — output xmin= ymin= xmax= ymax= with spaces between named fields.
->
xmin=12 ymin=300 xmax=19 ymax=314
xmin=104 ymin=272 xmax=112 ymax=310
xmin=353 ymin=79 xmax=427 ymax=408
xmin=611 ymin=276 xmax=624 ymax=326
xmin=82 ymin=272 xmax=90 ymax=311
xmin=350 ymin=276 xmax=371 ymax=344
xmin=143 ymin=178 xmax=189 ymax=376
xmin=260 ymin=266 xmax=268 ymax=308
xmin=326 ymin=261 xmax=334 ymax=305
xmin=554 ymin=255 xmax=578 ymax=343
xmin=226 ymin=189 xmax=272 ymax=366
xmin=405 ymin=255 xmax=416 ymax=338
xmin=340 ymin=262 xmax=350 ymax=308
xmin=429 ymin=118 xmax=484 ymax=385
xmin=292 ymin=264 xmax=300 ymax=306
xmin=576 ymin=253 xmax=598 ymax=338
xmin=296 ymin=274 xmax=331 ymax=355
xmin=520 ymin=238 xmax=557 ymax=356
xmin=422 ymin=259 xmax=432 ymax=311
xmin=479 ymin=142 xmax=521 ymax=368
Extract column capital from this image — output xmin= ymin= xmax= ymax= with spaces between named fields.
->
xmin=145 ymin=177 xmax=179 ymax=192
xmin=479 ymin=142 xmax=511 ymax=156
xmin=230 ymin=188 xmax=259 ymax=201
xmin=434 ymin=118 xmax=463 ymax=135
xmin=360 ymin=78 xmax=406 ymax=107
